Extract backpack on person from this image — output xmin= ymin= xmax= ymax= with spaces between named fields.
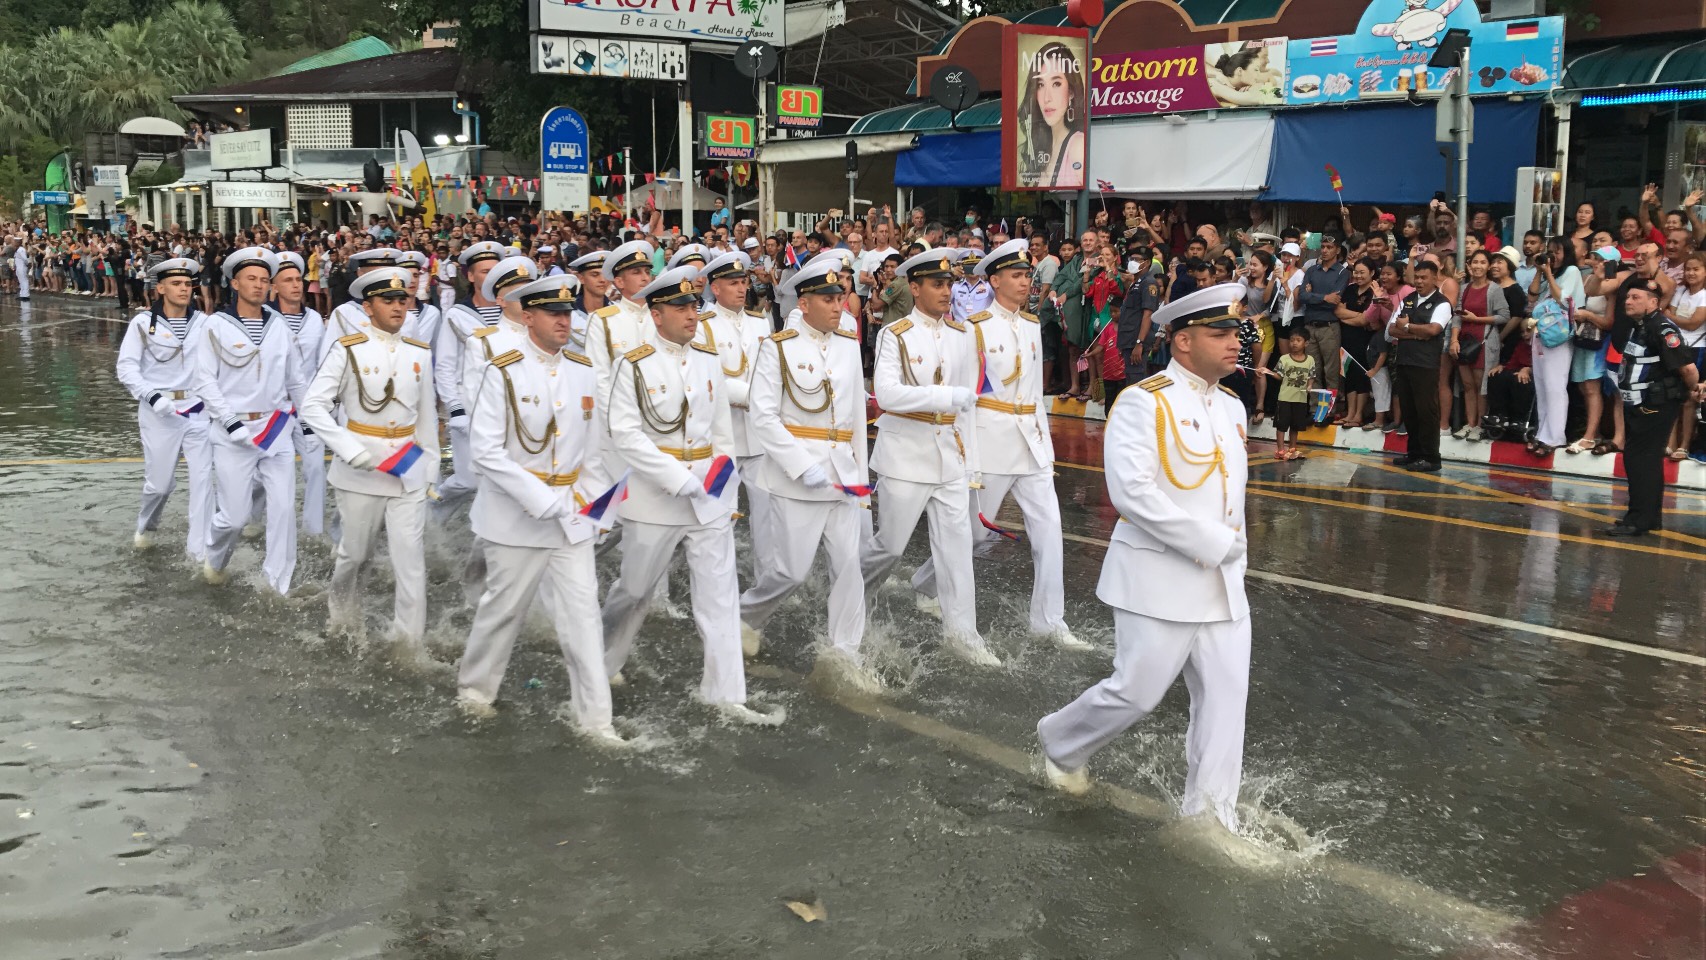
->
xmin=1531 ymin=297 xmax=1572 ymax=349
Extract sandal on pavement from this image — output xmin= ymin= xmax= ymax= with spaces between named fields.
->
xmin=1669 ymin=449 xmax=1689 ymax=461
xmin=1342 ymin=420 xmax=1363 ymax=429
xmin=1564 ymin=438 xmax=1594 ymax=454
xmin=1590 ymin=441 xmax=1620 ymax=456
xmin=1252 ymin=409 xmax=1266 ymax=424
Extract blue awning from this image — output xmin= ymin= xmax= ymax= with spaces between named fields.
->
xmin=895 ymin=131 xmax=1001 ymax=188
xmin=1260 ymin=100 xmax=1541 ymax=205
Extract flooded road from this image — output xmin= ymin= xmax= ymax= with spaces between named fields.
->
xmin=2 ymin=297 xmax=1702 ymax=959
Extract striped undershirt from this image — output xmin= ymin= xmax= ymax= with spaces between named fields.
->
xmin=477 ymin=305 xmax=503 ymax=325
xmin=239 ymin=316 xmax=268 ymax=343
xmin=162 ymin=316 xmax=190 ymax=341
xmin=280 ymin=311 xmax=305 ymax=336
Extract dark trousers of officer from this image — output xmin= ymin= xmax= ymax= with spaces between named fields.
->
xmin=1392 ymin=363 xmax=1441 ymax=463
xmin=1621 ymin=399 xmax=1679 ymax=530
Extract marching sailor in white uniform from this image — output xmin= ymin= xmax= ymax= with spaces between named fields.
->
xmin=738 ymin=260 xmax=874 ymax=686
xmin=115 ymin=257 xmax=214 ymax=559
xmin=193 ymin=247 xmax=310 ymax=594
xmin=317 ymin=247 xmax=401 ymax=361
xmin=566 ymin=250 xmax=610 ymax=353
xmin=695 ymin=251 xmax=774 ymax=588
xmin=912 ymin=239 xmax=1084 ymax=649
xmin=268 ymin=251 xmax=330 ymax=536
xmin=299 ymin=269 xmax=439 ymax=657
xmin=784 ymin=249 xmax=860 ymax=335
xmin=455 ymin=275 xmax=619 ymax=742
xmin=1037 ymin=283 xmax=1252 ymax=832
xmin=600 ymin=266 xmax=782 ymax=726
xmin=861 ymin=249 xmax=997 ymax=665
xmin=397 ymin=250 xmax=443 ymax=345
xmin=585 ymin=240 xmax=657 ymax=395
xmin=433 ymin=240 xmax=508 ymax=505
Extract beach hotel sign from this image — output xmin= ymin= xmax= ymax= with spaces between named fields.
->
xmin=532 ymin=0 xmax=784 ymax=46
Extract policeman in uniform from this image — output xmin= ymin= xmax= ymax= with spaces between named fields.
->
xmin=1036 ymin=283 xmax=1251 ymax=833
xmin=739 ymin=260 xmax=874 ymax=687
xmin=862 ymin=248 xmax=997 ymax=666
xmin=950 ymin=251 xmax=993 ymax=324
xmin=456 ymin=275 xmax=620 ymax=742
xmin=1605 ymin=278 xmax=1704 ymax=537
xmin=600 ymin=266 xmax=782 ymax=726
xmin=317 ymin=247 xmax=402 ymax=359
xmin=267 ymin=251 xmax=330 ymax=536
xmin=567 ymin=250 xmax=610 ymax=352
xmin=912 ymin=239 xmax=1084 ymax=649
xmin=193 ymin=247 xmax=310 ymax=594
xmin=397 ymin=250 xmax=443 ymax=345
xmin=434 ymin=240 xmax=508 ymax=505
xmin=299 ymin=269 xmax=439 ymax=660
xmin=115 ymin=257 xmax=214 ymax=559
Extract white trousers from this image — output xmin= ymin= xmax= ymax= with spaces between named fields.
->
xmin=207 ymin=432 xmax=297 ymax=595
xmin=602 ymin=517 xmax=745 ymax=704
xmin=912 ymin=471 xmax=1066 ymax=635
xmin=1532 ymin=339 xmax=1574 ymax=448
xmin=136 ymin=403 xmax=215 ymax=561
xmin=439 ymin=286 xmax=456 ymax=316
xmin=437 ymin=419 xmax=477 ymax=504
xmin=1370 ymin=366 xmax=1392 ymax=414
xmin=14 ymin=260 xmax=28 ymax=298
xmin=328 ymin=488 xmax=427 ymax=643
xmin=1038 ymin=610 xmax=1252 ymax=831
xmin=739 ymin=496 xmax=865 ymax=656
xmin=459 ymin=540 xmax=611 ymax=730
xmin=862 ymin=475 xmax=982 ymax=645
xmin=738 ymin=455 xmax=775 ymax=562
xmin=294 ymin=419 xmax=327 ymax=536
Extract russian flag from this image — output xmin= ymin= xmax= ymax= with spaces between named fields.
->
xmin=1505 ymin=21 xmax=1539 ymax=41
xmin=978 ymin=513 xmax=1022 ymax=543
xmin=977 ymin=354 xmax=997 ymax=395
xmin=703 ymin=454 xmax=736 ymax=498
xmin=176 ymin=400 xmax=204 ymax=417
xmin=378 ymin=442 xmax=424 ymax=477
xmin=579 ymin=470 xmax=630 ymax=523
xmin=835 ymin=483 xmax=875 ymax=497
xmin=251 ymin=409 xmax=291 ymax=450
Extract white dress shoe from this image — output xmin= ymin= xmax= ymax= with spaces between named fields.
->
xmin=133 ymin=532 xmax=153 ymax=550
xmin=713 ymin=701 xmax=787 ymax=726
xmin=915 ymin=594 xmax=943 ymax=618
xmin=455 ymin=689 xmax=497 ymax=719
xmin=741 ymin=621 xmax=762 ymax=658
xmin=1042 ymin=755 xmax=1091 ymax=796
xmin=1051 ymin=629 xmax=1092 ymax=651
xmin=200 ymin=561 xmax=227 ymax=585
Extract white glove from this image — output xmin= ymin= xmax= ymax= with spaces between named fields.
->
xmin=147 ymin=393 xmax=174 ymax=415
xmin=676 ymin=475 xmax=705 ymax=498
xmin=1222 ymin=539 xmax=1247 ymax=566
xmin=950 ymin=386 xmax=974 ymax=411
xmin=799 ymin=464 xmax=830 ymax=489
xmin=345 ymin=449 xmax=377 ymax=470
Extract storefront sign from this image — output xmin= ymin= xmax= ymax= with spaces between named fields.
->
xmin=1090 ymin=38 xmax=1287 ymax=117
xmin=773 ymin=84 xmax=824 ymax=130
xmin=532 ymin=0 xmax=783 ymax=47
xmin=29 ymin=190 xmax=71 ymax=205
xmin=209 ymin=129 xmax=277 ymax=171
xmin=1002 ymin=25 xmax=1090 ymax=192
xmin=700 ymin=114 xmax=758 ymax=160
xmin=210 ymin=181 xmax=291 ymax=208
xmin=533 ymin=33 xmax=687 ymax=79
xmin=1284 ymin=0 xmax=1561 ymax=105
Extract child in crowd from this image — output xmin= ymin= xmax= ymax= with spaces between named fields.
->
xmin=1264 ymin=327 xmax=1317 ymax=460
xmin=1090 ymin=309 xmax=1126 ymax=406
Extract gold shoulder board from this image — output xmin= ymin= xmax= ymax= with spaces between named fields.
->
xmin=691 ymin=341 xmax=718 ymax=355
xmin=1216 ymin=384 xmax=1239 ymax=398
xmin=888 ymin=318 xmax=913 ymax=336
xmin=623 ymin=343 xmax=655 ymax=363
xmin=491 ymin=349 xmax=524 ymax=369
xmin=745 ymin=308 xmax=768 ymax=319
xmin=966 ymin=310 xmax=992 ymax=324
xmin=563 ymin=350 xmax=592 ymax=366
xmin=698 ymin=310 xmax=716 ymax=321
xmin=401 ymin=336 xmax=432 ymax=350
xmin=833 ymin=328 xmax=858 ymax=339
xmin=944 ymin=318 xmax=966 ymax=332
xmin=471 ymin=325 xmax=499 ymax=338
xmin=1020 ymin=311 xmax=1039 ymax=322
xmin=595 ymin=305 xmax=621 ymax=318
xmin=1138 ymin=374 xmax=1173 ymax=393
xmin=337 ymin=333 xmax=368 ymax=347
xmin=771 ymin=329 xmax=799 ymax=342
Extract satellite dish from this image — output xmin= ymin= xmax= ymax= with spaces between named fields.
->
xmin=734 ymin=39 xmax=777 ymax=79
xmin=930 ymin=65 xmax=980 ymax=114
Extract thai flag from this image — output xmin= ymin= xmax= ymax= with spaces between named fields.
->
xmin=1310 ymin=37 xmax=1337 ymax=57
xmin=377 ymin=442 xmax=424 ymax=477
xmin=1505 ymin=21 xmax=1539 ymax=41
xmin=579 ymin=470 xmax=631 ymax=523
xmin=1095 ymin=178 xmax=1114 ymax=193
xmin=176 ymin=400 xmax=204 ymax=417
xmin=251 ymin=410 xmax=291 ymax=450
xmin=703 ymin=454 xmax=736 ymax=498
xmin=783 ymin=244 xmax=802 ymax=269
xmin=976 ymin=354 xmax=997 ymax=396
xmin=978 ymin=513 xmax=1022 ymax=543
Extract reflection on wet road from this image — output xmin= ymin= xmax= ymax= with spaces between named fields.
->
xmin=2 ymin=300 xmax=1702 ymax=959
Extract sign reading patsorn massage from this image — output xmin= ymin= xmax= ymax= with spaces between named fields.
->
xmin=1090 ymin=38 xmax=1287 ymax=117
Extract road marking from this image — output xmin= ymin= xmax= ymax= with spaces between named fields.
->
xmin=1060 ymin=530 xmax=1704 ymax=666
xmin=0 ymin=456 xmax=145 ymax=466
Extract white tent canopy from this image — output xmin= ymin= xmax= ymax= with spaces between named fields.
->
xmin=624 ymin=178 xmax=724 ymax=210
xmin=119 ymin=116 xmax=188 ymax=137
xmin=1088 ymin=112 xmax=1274 ymax=200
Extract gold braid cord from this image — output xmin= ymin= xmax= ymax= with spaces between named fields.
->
xmin=141 ymin=315 xmax=188 ymax=363
xmin=500 ymin=366 xmax=559 ymax=455
xmin=700 ymin=319 xmax=748 ymax=378
xmin=341 ymin=343 xmax=398 ymax=415
xmin=776 ymin=340 xmax=832 ymax=414
xmin=632 ymin=363 xmax=689 ymax=438
xmin=1153 ymin=391 xmax=1227 ymax=509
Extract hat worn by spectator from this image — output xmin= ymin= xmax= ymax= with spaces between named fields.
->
xmin=397 ymin=250 xmax=429 ymax=270
xmin=223 ymin=246 xmax=276 ymax=281
xmin=898 ymin=248 xmax=965 ymax=281
xmin=505 ymin=276 xmax=578 ymax=312
xmin=1493 ymin=247 xmax=1522 ymax=270
xmin=605 ymin=240 xmax=655 ymax=282
xmin=778 ymin=259 xmax=847 ymax=299
xmin=741 ymin=237 xmax=760 ymax=251
xmin=350 ymin=247 xmax=402 ymax=270
xmin=1155 ymin=282 xmax=1244 ymax=333
xmin=458 ymin=240 xmax=506 ymax=268
xmin=272 ymin=251 xmax=306 ymax=277
xmin=481 ymin=256 xmax=537 ymax=302
xmin=350 ymin=267 xmax=413 ymax=301
xmin=567 ymin=250 xmax=606 ymax=273
xmin=1279 ymin=242 xmax=1303 ymax=258
xmin=149 ymin=257 xmax=200 ymax=281
xmin=638 ymin=266 xmax=702 ymax=306
xmin=701 ymin=251 xmax=751 ymax=282
xmin=668 ymin=243 xmax=709 ymax=270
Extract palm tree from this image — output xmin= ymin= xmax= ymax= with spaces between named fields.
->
xmin=155 ymin=0 xmax=247 ymax=92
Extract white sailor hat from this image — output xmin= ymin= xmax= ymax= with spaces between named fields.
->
xmin=349 ymin=267 xmax=413 ymax=301
xmin=1248 ymin=232 xmax=1280 ymax=247
xmin=667 ymin=243 xmax=709 ymax=271
xmin=804 ymin=248 xmax=853 ymax=272
xmin=223 ymin=246 xmax=276 ymax=280
xmin=568 ymin=250 xmax=607 ymax=273
xmin=149 ymin=257 xmax=200 ymax=280
xmin=604 ymin=239 xmax=655 ymax=281
xmin=897 ymin=247 xmax=964 ymax=281
xmin=272 ymin=251 xmax=306 ymax=276
xmin=458 ymin=240 xmax=506 ymax=268
xmin=350 ymin=247 xmax=401 ymax=269
xmin=700 ymin=251 xmax=751 ymax=282
xmin=974 ymin=238 xmax=1030 ymax=277
xmin=638 ymin=265 xmax=703 ymax=307
xmin=1153 ymin=281 xmax=1244 ymax=333
xmin=480 ymin=255 xmax=536 ymax=302
xmin=538 ymin=244 xmax=556 ymax=254
xmin=505 ymin=275 xmax=579 ymax=312
xmin=778 ymin=259 xmax=847 ymax=299
xmin=397 ymin=250 xmax=429 ymax=270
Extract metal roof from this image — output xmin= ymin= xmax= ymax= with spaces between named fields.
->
xmin=272 ymin=36 xmax=397 ymax=77
xmin=175 ymin=48 xmax=467 ymax=104
xmin=847 ymin=98 xmax=1002 ymax=135
xmin=1563 ymin=37 xmax=1706 ymax=91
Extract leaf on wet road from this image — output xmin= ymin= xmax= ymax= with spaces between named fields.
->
xmin=783 ymin=898 xmax=826 ymax=923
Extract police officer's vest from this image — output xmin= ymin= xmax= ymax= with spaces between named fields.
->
xmin=1617 ymin=315 xmax=1686 ymax=406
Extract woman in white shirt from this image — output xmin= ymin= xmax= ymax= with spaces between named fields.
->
xmin=1526 ymin=237 xmax=1584 ymax=453
xmin=1664 ymin=252 xmax=1706 ymax=460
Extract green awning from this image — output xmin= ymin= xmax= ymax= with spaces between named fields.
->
xmin=1563 ymin=38 xmax=1706 ymax=91
xmin=847 ymin=99 xmax=1003 ymax=136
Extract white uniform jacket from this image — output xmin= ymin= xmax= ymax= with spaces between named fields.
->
xmin=318 ymin=300 xmax=371 ymax=364
xmin=748 ymin=327 xmax=868 ymax=502
xmin=783 ymin=306 xmax=859 ymax=336
xmin=434 ymin=300 xmax=495 ymax=418
xmin=116 ymin=307 xmax=208 ymax=407
xmin=403 ymin=300 xmax=442 ymax=347
xmin=274 ymin=305 xmax=326 ymax=380
xmin=300 ymin=327 xmax=440 ymax=495
xmin=1098 ymin=362 xmax=1248 ymax=624
xmin=608 ymin=338 xmax=736 ymax=526
xmin=870 ymin=309 xmax=981 ymax=485
xmin=693 ymin=303 xmax=767 ymax=457
xmin=469 ymin=346 xmax=609 ymax=548
xmin=460 ymin=316 xmax=530 ymax=417
xmin=192 ymin=310 xmax=309 ymax=431
xmin=585 ymin=298 xmax=655 ymax=408
xmin=967 ymin=303 xmax=1053 ymax=476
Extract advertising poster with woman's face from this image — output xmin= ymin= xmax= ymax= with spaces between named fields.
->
xmin=1005 ymin=28 xmax=1089 ymax=192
